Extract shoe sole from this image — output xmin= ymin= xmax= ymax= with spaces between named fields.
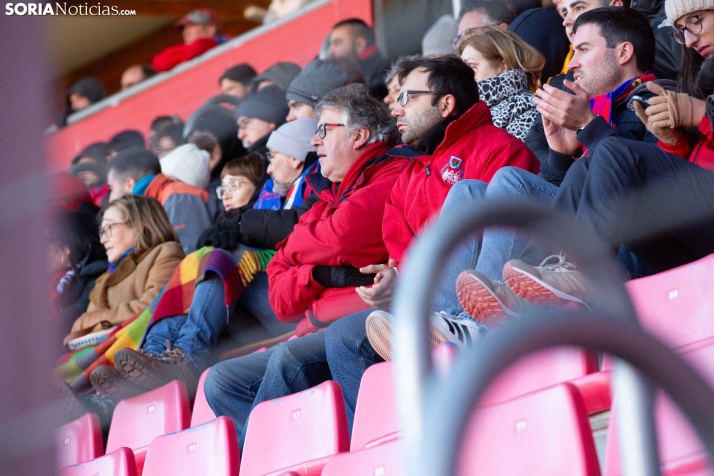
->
xmin=456 ymin=271 xmax=513 ymax=325
xmin=365 ymin=312 xmax=448 ymax=362
xmin=113 ymin=350 xmax=171 ymax=391
xmin=90 ymin=367 xmax=148 ymax=400
xmin=502 ymin=261 xmax=587 ymax=307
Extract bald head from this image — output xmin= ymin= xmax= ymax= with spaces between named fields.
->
xmin=121 ymin=64 xmax=154 ymax=91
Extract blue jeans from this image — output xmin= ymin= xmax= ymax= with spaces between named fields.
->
xmin=204 ymin=331 xmax=330 ymax=451
xmin=324 ymin=309 xmax=383 ymax=435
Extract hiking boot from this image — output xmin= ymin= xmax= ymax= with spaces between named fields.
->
xmin=55 ymin=381 xmax=117 ymax=431
xmin=456 ymin=270 xmax=533 ymax=325
xmin=90 ymin=365 xmax=151 ymax=400
xmin=365 ymin=310 xmax=482 ymax=361
xmin=502 ymin=253 xmax=592 ymax=307
xmin=114 ymin=343 xmax=200 ymax=395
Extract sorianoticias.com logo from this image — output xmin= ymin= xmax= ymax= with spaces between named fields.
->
xmin=5 ymin=2 xmax=136 ymax=15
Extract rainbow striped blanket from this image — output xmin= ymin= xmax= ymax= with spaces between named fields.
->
xmin=55 ymin=246 xmax=275 ymax=393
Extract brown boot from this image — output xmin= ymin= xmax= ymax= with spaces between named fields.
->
xmin=90 ymin=365 xmax=151 ymax=400
xmin=114 ymin=343 xmax=200 ymax=395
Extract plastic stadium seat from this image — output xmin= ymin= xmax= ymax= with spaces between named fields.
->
xmin=190 ymin=367 xmax=216 ymax=428
xmin=625 ymin=254 xmax=714 ymax=349
xmin=239 ymin=381 xmax=350 ymax=476
xmin=604 ymin=341 xmax=714 ymax=475
xmin=141 ymin=416 xmax=239 ymax=476
xmin=459 ymin=383 xmax=601 ymax=475
xmin=59 ymin=447 xmax=137 ymax=476
xmin=351 ymin=362 xmax=400 ymax=452
xmin=56 ymin=412 xmax=103 ymax=469
xmin=106 ymin=380 xmax=190 ymax=474
xmin=322 ymin=440 xmax=402 ymax=476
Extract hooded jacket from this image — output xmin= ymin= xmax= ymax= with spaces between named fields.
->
xmin=383 ymin=101 xmax=540 ymax=264
xmin=631 ymin=0 xmax=680 ymax=81
xmin=267 ymin=141 xmax=410 ymax=335
xmin=71 ymin=242 xmax=184 ymax=334
xmin=656 ymin=95 xmax=714 ymax=173
xmin=479 ymin=69 xmax=538 ymax=141
xmin=55 ymin=77 xmax=106 ymax=127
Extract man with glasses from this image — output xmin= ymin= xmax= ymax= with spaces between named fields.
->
xmin=452 ymin=0 xmax=516 ymax=51
xmin=203 ymin=84 xmax=412 ymax=449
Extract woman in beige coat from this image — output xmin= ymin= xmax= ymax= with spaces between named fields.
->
xmin=69 ymin=195 xmax=184 ymax=336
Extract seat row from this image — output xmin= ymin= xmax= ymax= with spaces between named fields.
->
xmin=57 ymin=254 xmax=714 ymax=475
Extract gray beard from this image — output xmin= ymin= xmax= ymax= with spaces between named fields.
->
xmin=272 ymin=179 xmax=292 ymax=197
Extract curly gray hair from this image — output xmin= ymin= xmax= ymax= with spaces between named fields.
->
xmin=316 ymin=83 xmax=399 ymax=145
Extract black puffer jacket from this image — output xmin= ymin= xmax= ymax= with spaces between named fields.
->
xmin=56 ymin=255 xmax=109 ymax=336
xmin=631 ymin=0 xmax=681 ymax=81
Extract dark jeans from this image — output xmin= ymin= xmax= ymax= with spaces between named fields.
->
xmin=522 ymin=137 xmax=714 ymax=272
xmin=324 ymin=309 xmax=384 ymax=435
xmin=203 ymin=331 xmax=331 ymax=451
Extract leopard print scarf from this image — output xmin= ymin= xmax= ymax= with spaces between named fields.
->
xmin=478 ymin=69 xmax=538 ymax=142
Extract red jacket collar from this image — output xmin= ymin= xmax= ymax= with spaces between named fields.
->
xmin=434 ymin=102 xmax=492 ymax=157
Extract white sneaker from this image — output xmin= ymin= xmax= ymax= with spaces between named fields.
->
xmin=365 ymin=310 xmax=482 ymax=361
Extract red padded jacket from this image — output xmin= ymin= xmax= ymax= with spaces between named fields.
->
xmin=658 ymin=115 xmax=714 ymax=173
xmin=152 ymin=38 xmax=219 ymax=73
xmin=383 ymin=101 xmax=541 ymax=265
xmin=267 ymin=142 xmax=410 ymax=335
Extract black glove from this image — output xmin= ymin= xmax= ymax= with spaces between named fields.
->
xmin=312 ymin=265 xmax=377 ymax=288
xmin=196 ymin=214 xmax=242 ymax=250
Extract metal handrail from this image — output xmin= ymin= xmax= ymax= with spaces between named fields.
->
xmin=392 ymin=198 xmax=659 ymax=475
xmin=419 ymin=313 xmax=714 ymax=475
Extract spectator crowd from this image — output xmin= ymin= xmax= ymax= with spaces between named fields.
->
xmin=52 ymin=0 xmax=714 ymax=451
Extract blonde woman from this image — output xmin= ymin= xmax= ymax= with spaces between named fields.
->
xmin=69 ymin=195 xmax=184 ymax=336
xmin=460 ymin=26 xmax=545 ymax=141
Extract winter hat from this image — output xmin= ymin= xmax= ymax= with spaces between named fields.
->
xmin=71 ymin=142 xmax=111 ymax=165
xmin=160 ymin=144 xmax=211 ymax=189
xmin=266 ymin=118 xmax=318 ymax=161
xmin=251 ymin=62 xmax=302 ymax=93
xmin=66 ymin=77 xmax=106 ymax=106
xmin=286 ymin=60 xmax=350 ymax=107
xmin=665 ymin=0 xmax=714 ymax=24
xmin=235 ymin=85 xmax=289 ymax=125
xmin=68 ymin=162 xmax=108 ymax=187
xmin=220 ymin=63 xmax=257 ymax=85
xmin=422 ymin=14 xmax=458 ymax=57
xmin=109 ymin=130 xmax=145 ymax=152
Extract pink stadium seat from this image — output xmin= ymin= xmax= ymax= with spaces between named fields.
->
xmin=56 ymin=412 xmax=104 ymax=469
xmin=432 ymin=341 xmax=458 ymax=377
xmin=59 ymin=447 xmax=137 ymax=476
xmin=106 ymin=380 xmax=191 ymax=475
xmin=322 ymin=440 xmax=402 ymax=476
xmin=351 ymin=362 xmax=399 ymax=451
xmin=459 ymin=383 xmax=601 ymax=475
xmin=141 ymin=416 xmax=239 ymax=476
xmin=239 ymin=381 xmax=350 ymax=476
xmin=625 ymin=254 xmax=714 ymax=349
xmin=604 ymin=341 xmax=714 ymax=476
xmin=190 ymin=367 xmax=216 ymax=428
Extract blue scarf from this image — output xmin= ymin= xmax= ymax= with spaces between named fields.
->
xmin=108 ymin=247 xmax=134 ymax=273
xmin=132 ymin=174 xmax=156 ymax=196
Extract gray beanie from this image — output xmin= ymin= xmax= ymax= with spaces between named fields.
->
xmin=266 ymin=118 xmax=318 ymax=161
xmin=665 ymin=0 xmax=714 ymax=24
xmin=422 ymin=14 xmax=458 ymax=57
xmin=251 ymin=62 xmax=302 ymax=93
xmin=286 ymin=60 xmax=350 ymax=107
xmin=235 ymin=85 xmax=289 ymax=125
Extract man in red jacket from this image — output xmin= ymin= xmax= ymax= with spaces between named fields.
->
xmin=204 ymin=84 xmax=410 ymax=449
xmin=152 ymin=9 xmax=229 ymax=73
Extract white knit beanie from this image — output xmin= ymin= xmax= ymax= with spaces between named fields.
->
xmin=422 ymin=14 xmax=458 ymax=57
xmin=266 ymin=118 xmax=318 ymax=161
xmin=665 ymin=0 xmax=714 ymax=25
xmin=160 ymin=144 xmax=211 ymax=190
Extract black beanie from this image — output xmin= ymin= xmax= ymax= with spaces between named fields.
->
xmin=234 ymin=86 xmax=289 ymax=126
xmin=220 ymin=63 xmax=257 ymax=86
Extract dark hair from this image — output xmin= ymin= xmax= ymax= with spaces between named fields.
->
xmin=108 ymin=147 xmax=161 ymax=181
xmin=458 ymin=0 xmax=517 ymax=25
xmin=397 ymin=56 xmax=480 ymax=116
xmin=332 ymin=18 xmax=376 ymax=46
xmin=325 ymin=56 xmax=365 ymax=84
xmin=220 ymin=153 xmax=264 ymax=186
xmin=154 ymin=123 xmax=185 ymax=147
xmin=109 ymin=130 xmax=145 ymax=152
xmin=139 ymin=64 xmax=156 ymax=80
xmin=150 ymin=115 xmax=183 ymax=136
xmin=50 ymin=210 xmax=106 ymax=267
xmin=572 ymin=7 xmax=655 ymax=74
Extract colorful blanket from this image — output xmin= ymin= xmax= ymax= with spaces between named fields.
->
xmin=55 ymin=246 xmax=275 ymax=393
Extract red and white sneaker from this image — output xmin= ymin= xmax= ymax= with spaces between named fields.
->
xmin=502 ymin=253 xmax=592 ymax=307
xmin=456 ymin=269 xmax=534 ymax=325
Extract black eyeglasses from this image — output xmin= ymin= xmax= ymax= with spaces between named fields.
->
xmin=672 ymin=14 xmax=704 ymax=45
xmin=396 ymin=90 xmax=441 ymax=107
xmin=316 ymin=123 xmax=345 ymax=139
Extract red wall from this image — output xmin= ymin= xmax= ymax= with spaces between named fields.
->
xmin=47 ymin=0 xmax=373 ymax=169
